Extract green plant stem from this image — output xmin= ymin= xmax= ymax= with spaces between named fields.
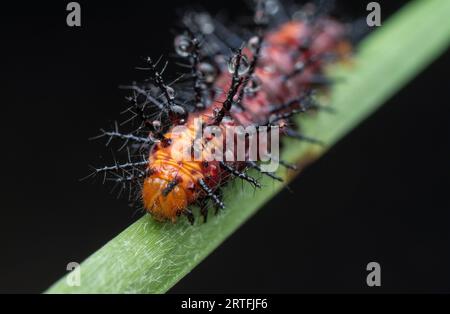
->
xmin=46 ymin=0 xmax=450 ymax=293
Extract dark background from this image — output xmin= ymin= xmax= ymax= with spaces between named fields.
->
xmin=1 ymin=0 xmax=449 ymax=293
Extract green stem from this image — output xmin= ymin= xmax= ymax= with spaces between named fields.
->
xmin=46 ymin=0 xmax=450 ymax=293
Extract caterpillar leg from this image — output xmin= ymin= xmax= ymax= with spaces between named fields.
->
xmin=219 ymin=161 xmax=261 ymax=188
xmin=198 ymin=179 xmax=225 ymax=211
xmin=198 ymin=198 xmax=209 ymax=223
xmin=213 ymin=188 xmax=225 ymax=215
xmin=262 ymin=154 xmax=298 ymax=171
xmin=183 ymin=208 xmax=195 ymax=225
xmin=247 ymin=161 xmax=283 ymax=182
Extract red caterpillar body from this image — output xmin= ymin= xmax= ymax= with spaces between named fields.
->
xmin=91 ymin=1 xmax=352 ymax=223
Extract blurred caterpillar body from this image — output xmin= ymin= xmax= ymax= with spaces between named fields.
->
xmin=91 ymin=1 xmax=352 ymax=224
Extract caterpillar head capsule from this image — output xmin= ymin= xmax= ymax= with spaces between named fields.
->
xmin=141 ymin=139 xmax=206 ymax=222
xmin=142 ymin=170 xmax=190 ymax=222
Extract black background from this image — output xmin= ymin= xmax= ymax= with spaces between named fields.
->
xmin=1 ymin=0 xmax=449 ymax=293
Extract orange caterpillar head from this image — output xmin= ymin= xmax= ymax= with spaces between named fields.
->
xmin=142 ymin=174 xmax=187 ymax=222
xmin=141 ymin=151 xmax=204 ymax=222
xmin=142 ymin=121 xmax=224 ymax=222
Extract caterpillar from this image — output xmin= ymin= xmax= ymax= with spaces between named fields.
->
xmin=88 ymin=0 xmax=354 ymax=224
